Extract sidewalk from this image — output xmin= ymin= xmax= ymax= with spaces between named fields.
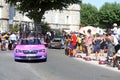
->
xmin=75 ymin=52 xmax=107 ymax=61
xmin=73 ymin=52 xmax=120 ymax=72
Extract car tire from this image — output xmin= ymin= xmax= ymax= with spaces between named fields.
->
xmin=14 ymin=59 xmax=20 ymax=62
xmin=48 ymin=46 xmax=50 ymax=48
xmin=42 ymin=58 xmax=47 ymax=62
xmin=61 ymin=45 xmax=65 ymax=49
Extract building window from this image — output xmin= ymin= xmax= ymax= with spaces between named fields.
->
xmin=65 ymin=16 xmax=69 ymax=24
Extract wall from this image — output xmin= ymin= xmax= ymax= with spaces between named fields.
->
xmin=43 ymin=4 xmax=80 ymax=32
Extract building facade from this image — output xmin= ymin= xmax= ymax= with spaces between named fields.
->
xmin=0 ymin=0 xmax=80 ymax=32
xmin=44 ymin=4 xmax=80 ymax=32
xmin=0 ymin=0 xmax=9 ymax=32
xmin=0 ymin=0 xmax=33 ymax=32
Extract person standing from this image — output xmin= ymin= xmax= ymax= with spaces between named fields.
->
xmin=77 ymin=34 xmax=82 ymax=51
xmin=93 ymin=33 xmax=101 ymax=60
xmin=106 ymin=30 xmax=115 ymax=65
xmin=71 ymin=32 xmax=77 ymax=56
xmin=85 ymin=29 xmax=93 ymax=56
xmin=9 ymin=32 xmax=17 ymax=50
xmin=112 ymin=23 xmax=118 ymax=35
xmin=100 ymin=33 xmax=108 ymax=56
xmin=3 ymin=33 xmax=9 ymax=51
xmin=65 ymin=35 xmax=71 ymax=56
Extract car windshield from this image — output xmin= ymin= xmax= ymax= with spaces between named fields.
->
xmin=53 ymin=38 xmax=61 ymax=42
xmin=19 ymin=39 xmax=41 ymax=45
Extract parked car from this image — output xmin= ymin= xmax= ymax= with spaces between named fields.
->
xmin=14 ymin=38 xmax=47 ymax=62
xmin=48 ymin=36 xmax=65 ymax=49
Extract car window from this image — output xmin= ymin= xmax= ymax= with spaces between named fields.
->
xmin=20 ymin=39 xmax=41 ymax=45
xmin=53 ymin=38 xmax=61 ymax=42
xmin=21 ymin=40 xmax=28 ymax=45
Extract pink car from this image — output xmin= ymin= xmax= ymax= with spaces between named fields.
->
xmin=14 ymin=38 xmax=47 ymax=62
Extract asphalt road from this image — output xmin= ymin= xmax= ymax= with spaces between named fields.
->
xmin=0 ymin=49 xmax=120 ymax=80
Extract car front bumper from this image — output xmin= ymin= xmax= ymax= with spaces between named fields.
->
xmin=14 ymin=54 xmax=47 ymax=61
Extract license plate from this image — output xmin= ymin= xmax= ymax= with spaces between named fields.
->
xmin=26 ymin=54 xmax=36 ymax=56
xmin=51 ymin=45 xmax=55 ymax=47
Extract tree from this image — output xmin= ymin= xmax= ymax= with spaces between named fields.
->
xmin=41 ymin=22 xmax=51 ymax=35
xmin=11 ymin=24 xmax=19 ymax=32
xmin=80 ymin=3 xmax=99 ymax=27
xmin=99 ymin=2 xmax=120 ymax=28
xmin=5 ymin=0 xmax=81 ymax=32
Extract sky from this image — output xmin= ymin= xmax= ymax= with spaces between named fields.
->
xmin=82 ymin=0 xmax=120 ymax=9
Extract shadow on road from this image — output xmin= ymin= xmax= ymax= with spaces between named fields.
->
xmin=14 ymin=60 xmax=47 ymax=63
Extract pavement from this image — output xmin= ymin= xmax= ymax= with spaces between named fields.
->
xmin=73 ymin=52 xmax=120 ymax=73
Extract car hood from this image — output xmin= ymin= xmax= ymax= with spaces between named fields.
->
xmin=14 ymin=44 xmax=46 ymax=50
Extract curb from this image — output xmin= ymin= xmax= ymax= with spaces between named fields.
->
xmin=73 ymin=53 xmax=120 ymax=73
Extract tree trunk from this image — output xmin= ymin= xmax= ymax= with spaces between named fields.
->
xmin=33 ymin=9 xmax=45 ymax=37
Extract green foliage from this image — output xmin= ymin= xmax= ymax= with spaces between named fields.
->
xmin=41 ymin=22 xmax=51 ymax=34
xmin=80 ymin=2 xmax=120 ymax=29
xmin=11 ymin=24 xmax=19 ymax=32
xmin=99 ymin=2 xmax=120 ymax=28
xmin=5 ymin=0 xmax=80 ymax=23
xmin=80 ymin=3 xmax=99 ymax=27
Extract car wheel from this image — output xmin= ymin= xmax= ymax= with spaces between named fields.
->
xmin=61 ymin=45 xmax=65 ymax=49
xmin=42 ymin=58 xmax=47 ymax=62
xmin=48 ymin=45 xmax=51 ymax=48
xmin=14 ymin=59 xmax=20 ymax=62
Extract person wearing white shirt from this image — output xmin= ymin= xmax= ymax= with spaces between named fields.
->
xmin=9 ymin=33 xmax=17 ymax=50
xmin=112 ymin=23 xmax=118 ymax=35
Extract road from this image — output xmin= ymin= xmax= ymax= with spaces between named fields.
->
xmin=0 ymin=49 xmax=120 ymax=80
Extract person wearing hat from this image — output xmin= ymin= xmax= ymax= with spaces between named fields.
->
xmin=111 ymin=23 xmax=119 ymax=46
xmin=112 ymin=23 xmax=118 ymax=35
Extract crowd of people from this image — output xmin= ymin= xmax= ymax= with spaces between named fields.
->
xmin=64 ymin=23 xmax=120 ymax=67
xmin=0 ymin=32 xmax=17 ymax=51
xmin=1 ymin=23 xmax=120 ymax=67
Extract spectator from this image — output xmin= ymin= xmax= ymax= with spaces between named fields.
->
xmin=65 ymin=35 xmax=71 ymax=48
xmin=71 ymin=32 xmax=77 ymax=56
xmin=65 ymin=35 xmax=71 ymax=56
xmin=93 ymin=33 xmax=101 ymax=60
xmin=9 ymin=32 xmax=17 ymax=50
xmin=112 ymin=23 xmax=118 ymax=35
xmin=77 ymin=34 xmax=82 ymax=51
xmin=100 ymin=33 xmax=108 ymax=56
xmin=3 ymin=33 xmax=9 ymax=51
xmin=106 ymin=30 xmax=115 ymax=64
xmin=85 ymin=29 xmax=93 ymax=56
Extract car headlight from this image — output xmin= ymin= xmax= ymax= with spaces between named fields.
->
xmin=16 ymin=49 xmax=23 ymax=53
xmin=38 ymin=49 xmax=45 ymax=52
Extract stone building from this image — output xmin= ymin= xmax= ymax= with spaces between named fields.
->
xmin=0 ymin=0 xmax=33 ymax=32
xmin=44 ymin=4 xmax=80 ymax=32
xmin=0 ymin=0 xmax=80 ymax=32
xmin=0 ymin=0 xmax=9 ymax=32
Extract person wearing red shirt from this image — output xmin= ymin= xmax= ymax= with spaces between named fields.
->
xmin=71 ymin=32 xmax=77 ymax=56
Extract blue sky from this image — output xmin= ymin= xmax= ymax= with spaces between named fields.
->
xmin=82 ymin=0 xmax=120 ymax=9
